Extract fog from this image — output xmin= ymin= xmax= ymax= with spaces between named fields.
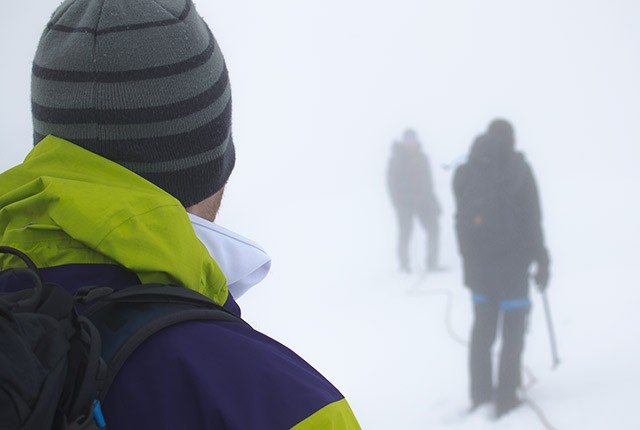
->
xmin=2 ymin=1 xmax=639 ymax=429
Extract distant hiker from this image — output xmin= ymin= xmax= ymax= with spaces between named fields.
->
xmin=453 ymin=119 xmax=550 ymax=418
xmin=0 ymin=1 xmax=360 ymax=428
xmin=387 ymin=128 xmax=443 ymax=273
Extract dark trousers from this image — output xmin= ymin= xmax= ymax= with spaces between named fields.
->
xmin=396 ymin=207 xmax=439 ymax=270
xmin=469 ymin=296 xmax=529 ymax=406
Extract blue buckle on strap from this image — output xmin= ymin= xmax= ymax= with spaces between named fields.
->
xmin=93 ymin=400 xmax=107 ymax=429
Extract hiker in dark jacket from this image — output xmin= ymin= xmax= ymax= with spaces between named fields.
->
xmin=0 ymin=1 xmax=360 ymax=428
xmin=453 ymin=119 xmax=550 ymax=418
xmin=387 ymin=129 xmax=443 ymax=273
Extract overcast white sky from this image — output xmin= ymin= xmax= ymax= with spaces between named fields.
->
xmin=201 ymin=0 xmax=640 ymax=270
xmin=1 ymin=1 xmax=639 ymax=428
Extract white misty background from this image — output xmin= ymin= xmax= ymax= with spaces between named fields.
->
xmin=2 ymin=1 xmax=639 ymax=429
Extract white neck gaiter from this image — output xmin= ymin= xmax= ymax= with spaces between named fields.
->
xmin=188 ymin=213 xmax=271 ymax=299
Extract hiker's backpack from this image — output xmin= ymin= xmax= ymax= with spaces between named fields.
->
xmin=454 ymin=139 xmax=518 ymax=258
xmin=0 ymin=246 xmax=244 ymax=430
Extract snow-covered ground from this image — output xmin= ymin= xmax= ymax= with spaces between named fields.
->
xmin=230 ymin=186 xmax=639 ymax=429
xmin=228 ymin=181 xmax=640 ymax=430
xmin=2 ymin=1 xmax=639 ymax=429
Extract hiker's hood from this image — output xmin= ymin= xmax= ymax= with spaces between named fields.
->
xmin=0 ymin=135 xmax=228 ymax=305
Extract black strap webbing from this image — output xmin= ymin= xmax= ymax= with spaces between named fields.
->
xmin=82 ymin=284 xmax=245 ymax=400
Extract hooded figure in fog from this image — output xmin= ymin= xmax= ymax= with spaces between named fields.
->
xmin=453 ymin=119 xmax=550 ymax=417
xmin=0 ymin=0 xmax=360 ymax=428
xmin=387 ymin=129 xmax=443 ymax=273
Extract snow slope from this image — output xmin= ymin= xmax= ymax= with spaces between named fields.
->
xmin=231 ymin=189 xmax=639 ymax=430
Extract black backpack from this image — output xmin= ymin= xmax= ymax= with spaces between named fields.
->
xmin=0 ymin=246 xmax=244 ymax=430
xmin=454 ymin=139 xmax=517 ymax=257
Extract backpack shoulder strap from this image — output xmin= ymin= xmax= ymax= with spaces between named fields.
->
xmin=82 ymin=284 xmax=246 ymax=400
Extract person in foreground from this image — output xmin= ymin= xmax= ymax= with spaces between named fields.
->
xmin=453 ymin=119 xmax=550 ymax=418
xmin=0 ymin=0 xmax=360 ymax=428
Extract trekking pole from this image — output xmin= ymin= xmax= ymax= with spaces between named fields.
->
xmin=540 ymin=290 xmax=560 ymax=370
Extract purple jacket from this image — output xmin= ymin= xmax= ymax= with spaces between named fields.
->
xmin=19 ymin=264 xmax=359 ymax=429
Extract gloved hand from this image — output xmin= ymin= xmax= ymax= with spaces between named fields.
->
xmin=533 ymin=249 xmax=550 ymax=291
xmin=534 ymin=263 xmax=549 ymax=291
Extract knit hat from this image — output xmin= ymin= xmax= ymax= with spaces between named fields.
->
xmin=31 ymin=0 xmax=235 ymax=207
xmin=487 ymin=118 xmax=515 ymax=150
xmin=402 ymin=128 xmax=418 ymax=144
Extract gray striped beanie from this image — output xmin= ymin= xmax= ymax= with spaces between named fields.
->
xmin=31 ymin=0 xmax=235 ymax=207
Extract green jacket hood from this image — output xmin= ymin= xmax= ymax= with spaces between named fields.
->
xmin=0 ymin=135 xmax=228 ymax=305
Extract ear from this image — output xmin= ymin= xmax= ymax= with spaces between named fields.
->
xmin=186 ymin=187 xmax=225 ymax=222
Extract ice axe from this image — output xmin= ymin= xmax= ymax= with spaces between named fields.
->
xmin=540 ymin=289 xmax=560 ymax=370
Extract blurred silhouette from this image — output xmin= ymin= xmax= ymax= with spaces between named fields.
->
xmin=453 ymin=119 xmax=550 ymax=418
xmin=387 ymin=128 xmax=443 ymax=273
